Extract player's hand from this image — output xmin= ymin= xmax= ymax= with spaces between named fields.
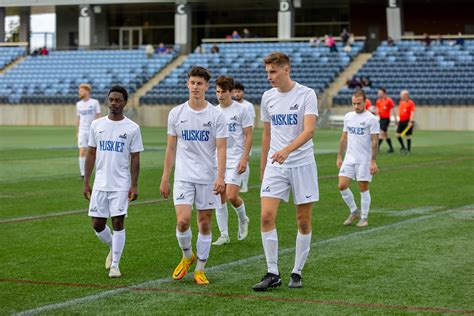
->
xmin=336 ymin=157 xmax=343 ymax=169
xmin=370 ymin=160 xmax=378 ymax=175
xmin=160 ymin=178 xmax=170 ymax=199
xmin=236 ymin=158 xmax=248 ymax=174
xmin=408 ymin=121 xmax=414 ymax=128
xmin=213 ymin=176 xmax=225 ymax=195
xmin=83 ymin=183 xmax=91 ymax=200
xmin=128 ymin=186 xmax=138 ymax=202
xmin=271 ymin=148 xmax=290 ymax=165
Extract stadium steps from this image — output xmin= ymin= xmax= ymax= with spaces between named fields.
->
xmin=132 ymin=55 xmax=188 ymax=106
xmin=0 ymin=56 xmax=26 ymax=74
xmin=325 ymin=53 xmax=372 ymax=107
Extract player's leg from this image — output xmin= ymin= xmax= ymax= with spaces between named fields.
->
xmin=357 ymin=182 xmax=370 ymax=227
xmin=385 ymin=123 xmax=394 ymax=152
xmin=338 ymin=164 xmax=359 ymax=225
xmin=240 ymin=162 xmax=250 ymax=193
xmin=89 ymin=189 xmax=113 ymax=271
xmin=406 ymin=126 xmax=413 ymax=153
xmin=194 ymin=209 xmax=213 ymax=284
xmin=227 ymin=180 xmax=250 ymax=241
xmin=396 ymin=121 xmax=407 ymax=154
xmin=78 ymin=132 xmax=88 ymax=179
xmin=213 ymin=190 xmax=230 ymax=245
xmin=107 ymin=191 xmax=129 ymax=277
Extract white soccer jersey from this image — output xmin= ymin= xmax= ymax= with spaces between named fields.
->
xmin=261 ymin=82 xmax=318 ymax=167
xmin=240 ymin=99 xmax=256 ymax=122
xmin=168 ymin=101 xmax=228 ymax=184
xmin=77 ymin=98 xmax=101 ymax=132
xmin=88 ymin=116 xmax=144 ymax=191
xmin=217 ymin=101 xmax=253 ymax=168
xmin=342 ymin=111 xmax=380 ymax=164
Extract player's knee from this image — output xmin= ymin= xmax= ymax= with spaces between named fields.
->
xmin=176 ymin=220 xmax=190 ymax=231
xmin=198 ymin=220 xmax=211 ymax=234
xmin=92 ymin=222 xmax=106 ymax=232
xmin=297 ymin=222 xmax=311 ymax=234
xmin=261 ymin=214 xmax=275 ymax=228
xmin=338 ymin=183 xmax=348 ymax=191
xmin=227 ymin=194 xmax=239 ymax=206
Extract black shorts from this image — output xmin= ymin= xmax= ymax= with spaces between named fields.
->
xmin=397 ymin=120 xmax=414 ymax=135
xmin=379 ymin=118 xmax=390 ymax=131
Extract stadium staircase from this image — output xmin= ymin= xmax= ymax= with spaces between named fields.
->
xmin=0 ymin=56 xmax=25 ymax=74
xmin=132 ymin=55 xmax=188 ymax=107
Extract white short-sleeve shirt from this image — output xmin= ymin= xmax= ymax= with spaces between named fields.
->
xmin=77 ymin=98 xmax=101 ymax=133
xmin=217 ymin=101 xmax=253 ymax=168
xmin=342 ymin=111 xmax=380 ymax=164
xmin=260 ymin=82 xmax=318 ymax=168
xmin=240 ymin=99 xmax=256 ymax=123
xmin=168 ymin=102 xmax=228 ymax=184
xmin=88 ymin=116 xmax=144 ymax=191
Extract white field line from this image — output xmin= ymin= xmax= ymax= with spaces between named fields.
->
xmin=369 ymin=206 xmax=444 ymax=216
xmin=15 ymin=206 xmax=469 ymax=316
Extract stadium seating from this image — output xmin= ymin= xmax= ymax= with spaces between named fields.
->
xmin=333 ymin=40 xmax=474 ymax=106
xmin=0 ymin=46 xmax=26 ymax=70
xmin=0 ymin=49 xmax=176 ymax=104
xmin=141 ymin=41 xmax=364 ymax=105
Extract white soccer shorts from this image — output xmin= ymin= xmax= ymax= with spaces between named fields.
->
xmin=88 ymin=189 xmax=129 ymax=218
xmin=77 ymin=131 xmax=90 ymax=148
xmin=225 ymin=167 xmax=243 ymax=186
xmin=260 ymin=162 xmax=319 ymax=205
xmin=339 ymin=161 xmax=373 ymax=182
xmin=173 ymin=180 xmax=220 ymax=210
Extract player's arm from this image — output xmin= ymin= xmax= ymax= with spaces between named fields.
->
xmin=408 ymin=107 xmax=415 ymax=127
xmin=370 ymin=134 xmax=379 ymax=175
xmin=271 ymin=114 xmax=317 ymax=164
xmin=129 ymin=152 xmax=140 ymax=201
xmin=76 ymin=116 xmax=80 ymax=139
xmin=215 ymin=137 xmax=226 ymax=194
xmin=260 ymin=122 xmax=271 ymax=181
xmin=336 ymin=131 xmax=348 ymax=169
xmin=237 ymin=126 xmax=253 ymax=174
xmin=392 ymin=104 xmax=398 ymax=125
xmin=160 ymin=135 xmax=177 ymax=199
xmin=83 ymin=146 xmax=96 ymax=200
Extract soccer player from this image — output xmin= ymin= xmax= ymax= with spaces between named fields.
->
xmin=83 ymin=86 xmax=144 ymax=278
xmin=233 ymin=82 xmax=256 ymax=193
xmin=76 ymin=84 xmax=101 ymax=180
xmin=337 ymin=90 xmax=379 ymax=228
xmin=212 ymin=76 xmax=253 ymax=246
xmin=253 ymin=52 xmax=319 ymax=291
xmin=396 ymin=90 xmax=416 ymax=154
xmin=160 ymin=66 xmax=227 ymax=285
xmin=375 ymin=88 xmax=397 ymax=153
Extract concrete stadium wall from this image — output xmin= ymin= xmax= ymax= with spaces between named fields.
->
xmin=1 ymin=104 xmax=473 ymax=131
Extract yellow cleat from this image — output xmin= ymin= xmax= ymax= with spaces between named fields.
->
xmin=194 ymin=270 xmax=209 ymax=285
xmin=172 ymin=254 xmax=196 ymax=280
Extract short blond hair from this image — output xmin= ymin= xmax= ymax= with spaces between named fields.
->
xmin=79 ymin=83 xmax=92 ymax=93
xmin=263 ymin=52 xmax=291 ymax=67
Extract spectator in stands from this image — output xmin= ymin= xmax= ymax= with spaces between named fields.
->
xmin=348 ymin=33 xmax=355 ymax=46
xmin=326 ymin=34 xmax=338 ymax=52
xmin=31 ymin=48 xmax=39 ymax=57
xmin=422 ymin=33 xmax=431 ymax=46
xmin=309 ymin=36 xmax=322 ymax=47
xmin=396 ymin=90 xmax=415 ymax=155
xmin=434 ymin=34 xmax=444 ymax=45
xmin=455 ymin=33 xmax=465 ymax=46
xmin=361 ymin=76 xmax=372 ymax=88
xmin=347 ymin=76 xmax=362 ymax=89
xmin=387 ymin=37 xmax=394 ymax=47
xmin=156 ymin=42 xmax=168 ymax=55
xmin=343 ymin=43 xmax=352 ymax=53
xmin=145 ymin=43 xmax=154 ymax=58
xmin=40 ymin=47 xmax=49 ymax=56
xmin=194 ymin=45 xmax=204 ymax=54
xmin=211 ymin=45 xmax=220 ymax=54
xmin=340 ymin=29 xmax=350 ymax=45
xmin=243 ymin=28 xmax=252 ymax=38
xmin=232 ymin=30 xmax=241 ymax=39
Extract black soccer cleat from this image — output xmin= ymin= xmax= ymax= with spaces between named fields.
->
xmin=288 ymin=273 xmax=302 ymax=288
xmin=252 ymin=273 xmax=282 ymax=291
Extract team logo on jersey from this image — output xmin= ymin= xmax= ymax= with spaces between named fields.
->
xmin=290 ymin=103 xmax=299 ymax=110
xmin=89 ymin=207 xmax=97 ymax=213
xmin=271 ymin=114 xmax=298 ymax=126
xmin=176 ymin=193 xmax=185 ymax=200
xmin=203 ymin=121 xmax=212 ymax=127
xmin=180 ymin=120 xmax=188 ymax=123
xmin=98 ymin=130 xmax=104 ymax=134
xmin=360 ymin=122 xmax=366 ymax=126
xmin=305 ymin=195 xmax=312 ymax=198
xmin=119 ymin=133 xmax=127 ymax=139
xmin=208 ymin=201 xmax=214 ymax=206
xmin=230 ymin=115 xmax=238 ymax=121
xmin=262 ymin=186 xmax=271 ymax=192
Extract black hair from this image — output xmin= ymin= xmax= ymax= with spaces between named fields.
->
xmin=378 ymin=87 xmax=387 ymax=93
xmin=234 ymin=82 xmax=245 ymax=91
xmin=108 ymin=85 xmax=128 ymax=101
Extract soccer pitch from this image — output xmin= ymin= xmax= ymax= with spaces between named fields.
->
xmin=0 ymin=126 xmax=473 ymax=315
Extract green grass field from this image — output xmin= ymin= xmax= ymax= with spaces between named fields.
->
xmin=0 ymin=126 xmax=473 ymax=315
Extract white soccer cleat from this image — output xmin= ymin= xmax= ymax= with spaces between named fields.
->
xmin=240 ymin=185 xmax=248 ymax=193
xmin=212 ymin=235 xmax=230 ymax=246
xmin=343 ymin=211 xmax=360 ymax=226
xmin=238 ymin=216 xmax=250 ymax=241
xmin=105 ymin=250 xmax=112 ymax=270
xmin=109 ymin=266 xmax=121 ymax=278
xmin=356 ymin=219 xmax=369 ymax=228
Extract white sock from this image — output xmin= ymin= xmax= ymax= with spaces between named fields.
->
xmin=79 ymin=156 xmax=86 ymax=176
xmin=241 ymin=163 xmax=250 ymax=188
xmin=261 ymin=229 xmax=279 ymax=275
xmin=340 ymin=188 xmax=358 ymax=213
xmin=95 ymin=225 xmax=112 ymax=248
xmin=232 ymin=202 xmax=247 ymax=222
xmin=292 ymin=231 xmax=312 ymax=275
xmin=176 ymin=228 xmax=193 ymax=259
xmin=215 ymin=203 xmax=229 ymax=237
xmin=360 ymin=190 xmax=371 ymax=219
xmin=195 ymin=233 xmax=212 ymax=271
xmin=111 ymin=229 xmax=125 ymax=268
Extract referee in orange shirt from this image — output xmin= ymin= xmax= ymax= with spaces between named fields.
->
xmin=396 ymin=90 xmax=416 ymax=154
xmin=375 ymin=88 xmax=397 ymax=153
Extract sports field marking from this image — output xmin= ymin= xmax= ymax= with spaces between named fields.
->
xmin=14 ymin=206 xmax=471 ymax=315
xmin=370 ymin=206 xmax=443 ymax=216
xmin=3 ymin=277 xmax=472 ymax=315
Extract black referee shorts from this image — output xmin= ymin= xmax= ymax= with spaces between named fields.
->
xmin=397 ymin=120 xmax=414 ymax=135
xmin=379 ymin=118 xmax=390 ymax=132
